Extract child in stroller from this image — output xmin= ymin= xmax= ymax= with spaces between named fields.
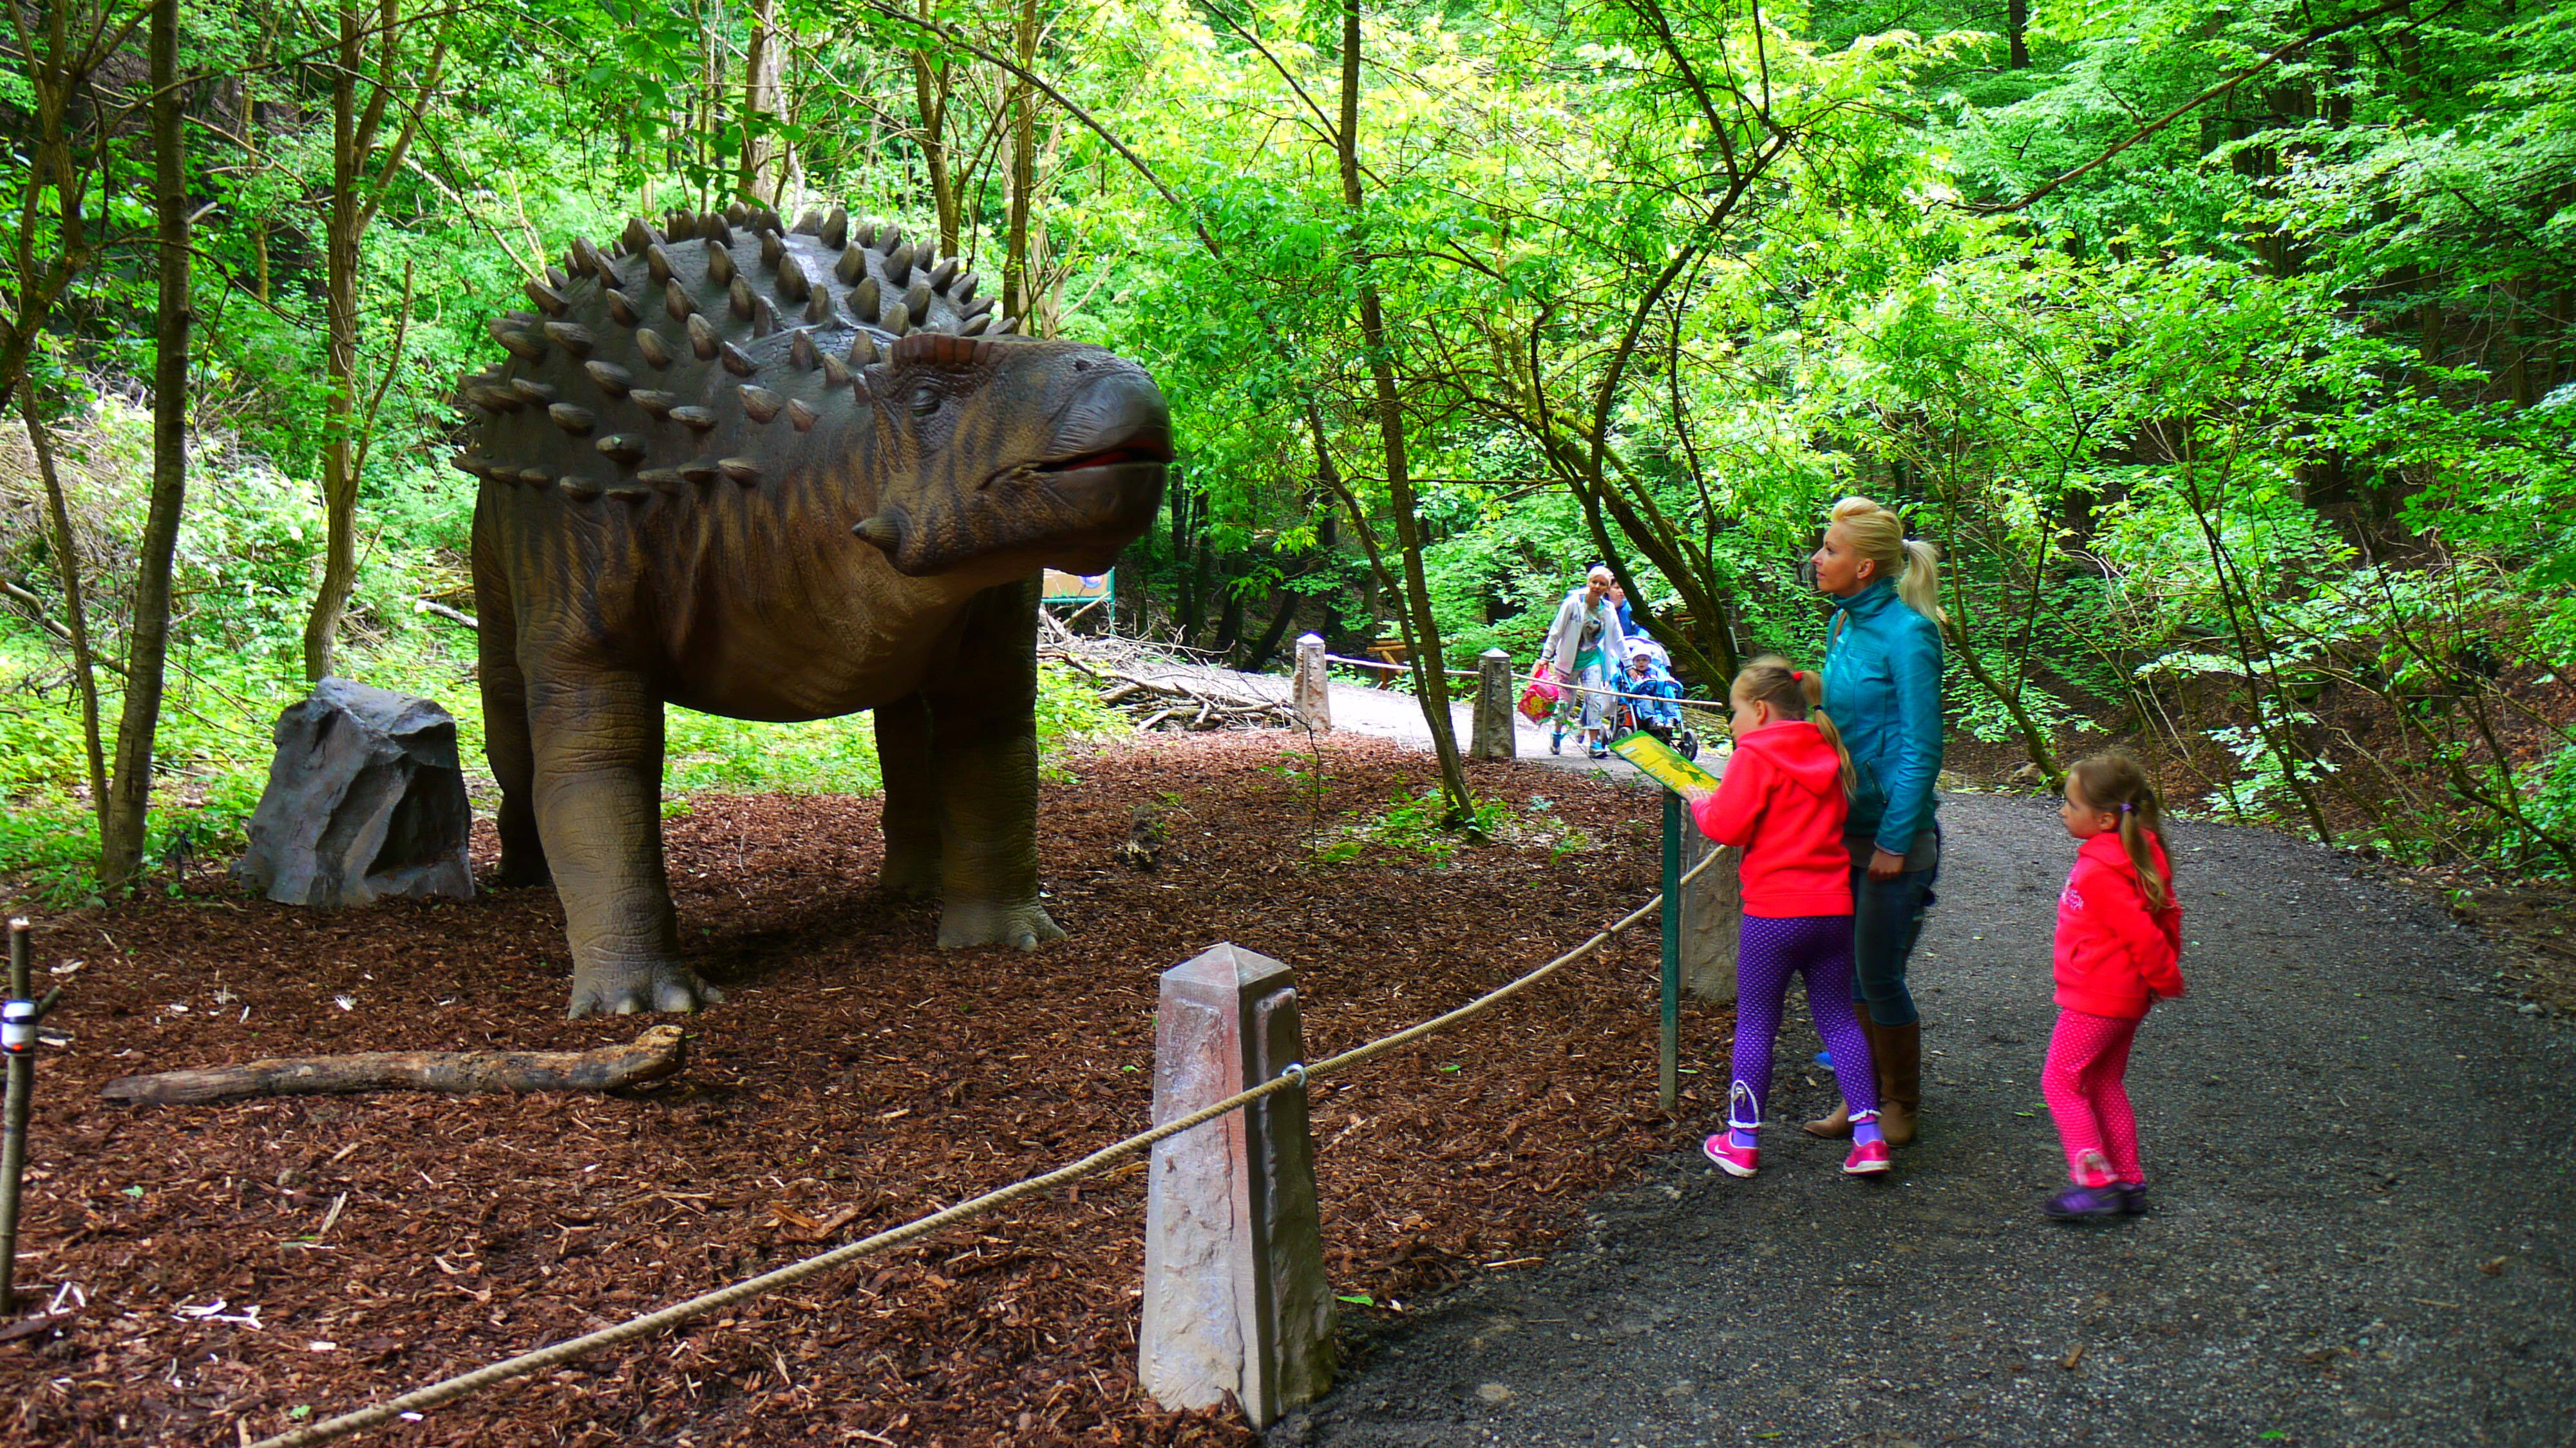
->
xmin=1617 ymin=640 xmax=1700 ymax=759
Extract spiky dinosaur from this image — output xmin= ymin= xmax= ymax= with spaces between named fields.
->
xmin=455 ymin=201 xmax=1170 ymax=1018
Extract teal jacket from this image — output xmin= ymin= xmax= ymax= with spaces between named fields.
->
xmin=1821 ymin=578 xmax=1945 ymax=857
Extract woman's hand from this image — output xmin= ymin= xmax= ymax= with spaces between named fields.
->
xmin=1867 ymin=847 xmax=1906 ymax=882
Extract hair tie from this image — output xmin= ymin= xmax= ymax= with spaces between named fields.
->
xmin=2118 ymin=801 xmax=2134 ymax=814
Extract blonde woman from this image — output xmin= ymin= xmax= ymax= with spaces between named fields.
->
xmin=1803 ymin=497 xmax=1946 ymax=1147
xmin=1537 ymin=566 xmax=1627 ymax=757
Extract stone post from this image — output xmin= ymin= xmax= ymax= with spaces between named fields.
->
xmin=1293 ymin=633 xmax=1331 ymax=734
xmin=1141 ymin=943 xmax=1333 ymax=1427
xmin=1470 ymin=648 xmax=1516 ymax=761
xmin=1679 ymin=830 xmax=1740 ymax=1003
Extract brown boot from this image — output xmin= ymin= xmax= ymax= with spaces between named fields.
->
xmin=1874 ymin=1020 xmax=1922 ymax=1147
xmin=1803 ymin=1024 xmax=1868 ymax=1138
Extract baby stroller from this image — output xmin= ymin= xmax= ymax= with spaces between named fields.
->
xmin=1615 ymin=640 xmax=1699 ymax=759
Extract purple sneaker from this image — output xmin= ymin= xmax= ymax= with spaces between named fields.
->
xmin=2041 ymin=1184 xmax=2127 ymax=1221
xmin=2116 ymin=1181 xmax=2148 ymax=1215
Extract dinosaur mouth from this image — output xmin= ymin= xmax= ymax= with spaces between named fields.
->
xmin=1032 ymin=441 xmax=1175 ymax=473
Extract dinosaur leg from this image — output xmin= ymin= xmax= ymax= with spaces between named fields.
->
xmin=475 ymin=575 xmax=549 ymax=888
xmin=527 ymin=669 xmax=721 ymax=1017
xmin=928 ymin=578 xmax=1065 ymax=951
xmin=873 ymin=692 xmax=942 ymax=899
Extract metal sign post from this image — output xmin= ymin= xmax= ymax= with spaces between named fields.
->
xmin=1659 ymin=790 xmax=1681 ymax=1112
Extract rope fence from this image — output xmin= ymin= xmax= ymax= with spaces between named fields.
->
xmin=1316 ymin=651 xmax=1730 ymax=711
xmin=247 ymin=848 xmax=1725 ymax=1448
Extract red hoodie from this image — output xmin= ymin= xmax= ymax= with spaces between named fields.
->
xmin=2054 ymin=831 xmax=2187 ymax=1020
xmin=1689 ymin=721 xmax=1853 ymax=918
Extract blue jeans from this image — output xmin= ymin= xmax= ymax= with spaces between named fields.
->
xmin=1850 ymin=826 xmax=1939 ymax=1027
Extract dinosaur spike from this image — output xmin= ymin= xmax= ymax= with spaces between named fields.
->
xmin=679 ymin=459 xmax=719 ymax=485
xmin=488 ymin=319 xmax=545 ymax=361
xmin=998 ymin=314 xmax=1021 ymax=336
xmin=835 ymin=245 xmax=869 ymax=285
xmin=790 ymin=330 xmax=819 ymax=371
xmin=636 ymin=330 xmax=676 ymax=369
xmin=449 ymin=452 xmax=486 ymax=478
xmin=804 ymin=287 xmax=833 ymax=325
xmin=571 ymin=236 xmax=610 ymax=279
xmin=526 ymin=278 xmax=569 ymax=316
xmin=777 ymin=253 xmax=810 ymax=301
xmin=853 ymin=514 xmax=898 ymax=548
xmin=724 ymin=201 xmax=751 ymax=226
xmin=564 ymin=245 xmax=592 ymax=281
xmin=621 ymin=216 xmax=658 ymax=255
xmin=880 ymin=222 xmax=904 ymax=252
xmin=729 ymin=275 xmax=755 ymax=321
xmin=670 ymin=406 xmax=719 ymax=432
xmin=719 ymin=457 xmax=762 ymax=486
xmin=820 ymin=206 xmax=848 ymax=249
xmin=561 ymin=477 xmax=601 ymax=500
xmin=820 ymin=354 xmax=852 ymax=388
xmin=547 ymin=264 xmax=571 ymax=291
xmin=708 ymin=245 xmax=736 ymax=285
xmin=963 ymin=296 xmax=995 ymax=320
xmin=884 ymin=243 xmax=915 ymax=286
xmin=509 ymin=378 xmax=558 ymax=404
xmin=468 ymin=384 xmax=524 ymax=412
xmin=848 ymin=332 xmax=878 ymax=367
xmin=687 ymin=313 xmax=719 ymax=359
xmin=665 ymin=278 xmax=697 ymax=321
xmin=755 ymin=207 xmax=785 ymax=235
xmin=791 ymin=207 xmax=822 ymax=234
xmin=737 ymin=385 xmax=783 ymax=423
xmin=759 ymin=229 xmax=785 ymax=270
xmin=549 ymin=403 xmax=596 ymax=434
xmin=647 ymin=243 xmax=675 ymax=287
xmin=605 ymin=289 xmax=641 ymax=327
xmin=930 ymin=258 xmax=960 ymax=293
xmin=904 ymin=278 xmax=933 ymax=323
xmin=595 ymin=433 xmax=648 ymax=464
xmin=786 ymin=399 xmax=820 ymax=432
xmin=704 ymin=216 xmax=735 ymax=251
xmin=630 ymin=389 xmax=677 ymax=417
xmin=609 ymin=484 xmax=653 ymax=501
xmin=720 ymin=341 xmax=757 ymax=376
xmin=585 ymin=360 xmax=634 ymax=396
xmin=953 ymin=274 xmax=978 ymax=306
xmin=542 ymin=321 xmax=596 ymax=357
xmin=960 ymin=313 xmax=990 ymax=337
xmin=503 ymin=309 xmax=540 ymax=325
xmin=751 ymin=296 xmax=780 ymax=336
xmin=518 ymin=466 xmax=551 ymax=487
xmin=638 ymin=467 xmax=682 ymax=493
xmin=665 ymin=207 xmax=690 ymax=239
xmin=849 ymin=276 xmax=880 ymax=320
xmin=883 ymin=301 xmax=912 ymax=336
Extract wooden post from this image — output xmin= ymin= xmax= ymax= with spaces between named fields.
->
xmin=1679 ymin=832 xmax=1740 ymax=1004
xmin=1293 ymin=633 xmax=1331 ymax=734
xmin=1659 ymin=792 xmax=1681 ymax=1112
xmin=1470 ymin=647 xmax=1515 ymax=761
xmin=1141 ymin=943 xmax=1333 ymax=1427
xmin=1 ymin=919 xmax=33 ymax=1313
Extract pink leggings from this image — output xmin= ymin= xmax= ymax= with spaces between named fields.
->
xmin=2041 ymin=1009 xmax=2143 ymax=1186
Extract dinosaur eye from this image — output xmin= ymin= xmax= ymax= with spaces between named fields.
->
xmin=910 ymin=381 xmax=942 ymax=416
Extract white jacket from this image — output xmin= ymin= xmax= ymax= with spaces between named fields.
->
xmin=1540 ymin=588 xmax=1624 ymax=678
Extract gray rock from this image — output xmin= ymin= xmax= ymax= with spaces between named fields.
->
xmin=232 ymin=678 xmax=474 ymax=907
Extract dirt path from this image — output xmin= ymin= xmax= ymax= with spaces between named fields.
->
xmin=1274 ymin=791 xmax=2576 ymax=1447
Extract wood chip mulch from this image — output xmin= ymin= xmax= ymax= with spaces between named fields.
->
xmin=3 ymin=734 xmax=1732 ymax=1446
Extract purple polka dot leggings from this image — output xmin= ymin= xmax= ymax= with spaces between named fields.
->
xmin=1728 ymin=914 xmax=1879 ymax=1134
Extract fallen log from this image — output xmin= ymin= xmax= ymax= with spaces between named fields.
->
xmin=99 ymin=1024 xmax=686 ymax=1105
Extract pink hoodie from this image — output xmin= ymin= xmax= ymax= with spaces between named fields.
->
xmin=1689 ymin=721 xmax=1854 ymax=919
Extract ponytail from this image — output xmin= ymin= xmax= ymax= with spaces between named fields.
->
xmin=2067 ymin=750 xmax=2173 ymax=911
xmin=1732 ymin=654 xmax=1858 ymax=795
xmin=1830 ymin=496 xmax=1948 ymax=629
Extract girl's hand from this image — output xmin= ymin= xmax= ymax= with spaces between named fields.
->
xmin=1677 ymin=783 xmax=1715 ymax=808
xmin=1867 ymin=847 xmax=1906 ymax=882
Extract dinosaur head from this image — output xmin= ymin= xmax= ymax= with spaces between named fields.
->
xmin=852 ymin=332 xmax=1170 ymax=579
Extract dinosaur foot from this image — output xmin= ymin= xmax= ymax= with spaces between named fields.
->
xmin=567 ymin=961 xmax=724 ymax=1019
xmin=936 ymin=899 xmax=1068 ymax=952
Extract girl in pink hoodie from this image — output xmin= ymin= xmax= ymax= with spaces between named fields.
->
xmin=1682 ymin=657 xmax=1889 ymax=1179
xmin=2041 ymin=751 xmax=2186 ymax=1221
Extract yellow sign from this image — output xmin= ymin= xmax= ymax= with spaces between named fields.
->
xmin=1609 ymin=730 xmax=1721 ymax=795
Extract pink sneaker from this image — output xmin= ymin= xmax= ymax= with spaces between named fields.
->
xmin=1702 ymin=1133 xmax=1759 ymax=1177
xmin=1842 ymin=1139 xmax=1892 ymax=1175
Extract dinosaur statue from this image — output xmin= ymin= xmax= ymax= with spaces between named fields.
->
xmin=454 ymin=201 xmax=1170 ymax=1017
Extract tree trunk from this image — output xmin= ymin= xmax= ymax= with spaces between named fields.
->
xmin=103 ymin=0 xmax=192 ymax=890
xmin=909 ymin=5 xmax=959 ymax=252
xmin=2007 ymin=0 xmax=2029 ymax=68
xmin=741 ymin=0 xmax=785 ymax=203
xmin=1337 ymin=0 xmax=1472 ymax=821
xmin=1002 ymin=0 xmax=1040 ymax=327
xmin=303 ymin=3 xmax=366 ymax=682
xmin=21 ymin=387 xmax=108 ymax=827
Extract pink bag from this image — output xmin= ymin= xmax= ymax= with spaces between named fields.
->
xmin=1517 ymin=665 xmax=1560 ymax=723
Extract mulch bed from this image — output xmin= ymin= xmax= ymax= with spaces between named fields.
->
xmin=3 ymin=734 xmax=1730 ymax=1447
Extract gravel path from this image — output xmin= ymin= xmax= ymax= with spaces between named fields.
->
xmin=1273 ymin=791 xmax=2575 ymax=1447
